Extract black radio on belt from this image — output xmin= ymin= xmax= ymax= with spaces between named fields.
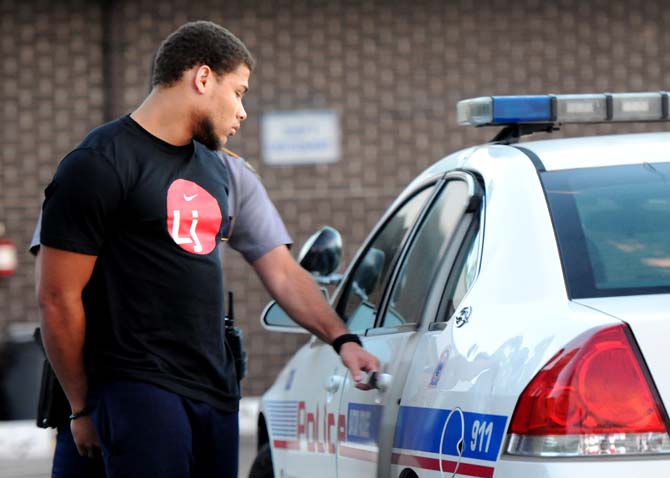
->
xmin=224 ymin=291 xmax=247 ymax=383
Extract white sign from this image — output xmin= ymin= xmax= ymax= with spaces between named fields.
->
xmin=261 ymin=110 xmax=341 ymax=165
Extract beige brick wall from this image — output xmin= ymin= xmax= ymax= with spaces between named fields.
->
xmin=2 ymin=0 xmax=669 ymax=395
xmin=0 ymin=0 xmax=104 ymax=332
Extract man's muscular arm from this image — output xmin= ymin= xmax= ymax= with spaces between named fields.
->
xmin=252 ymin=245 xmax=380 ymax=387
xmin=38 ymin=245 xmax=99 ymax=457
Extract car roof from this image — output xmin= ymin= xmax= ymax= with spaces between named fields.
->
xmin=519 ymin=132 xmax=670 ymax=171
xmin=406 ymin=131 xmax=670 ymax=200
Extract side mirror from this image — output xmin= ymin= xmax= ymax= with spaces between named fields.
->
xmin=261 ymin=288 xmax=330 ymax=333
xmin=298 ymin=226 xmax=342 ymax=278
xmin=261 ymin=301 xmax=307 ymax=333
xmin=350 ymin=247 xmax=385 ymax=300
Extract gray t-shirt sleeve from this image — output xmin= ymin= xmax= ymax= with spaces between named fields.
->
xmin=224 ymin=155 xmax=292 ymax=263
xmin=29 ymin=211 xmax=41 ymax=256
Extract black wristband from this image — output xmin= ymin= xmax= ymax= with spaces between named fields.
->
xmin=69 ymin=406 xmax=91 ymax=421
xmin=332 ymin=333 xmax=362 ymax=354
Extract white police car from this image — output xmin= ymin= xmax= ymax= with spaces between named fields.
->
xmin=250 ymin=92 xmax=670 ymax=478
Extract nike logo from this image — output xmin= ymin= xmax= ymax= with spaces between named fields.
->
xmin=184 ymin=193 xmax=198 ymax=202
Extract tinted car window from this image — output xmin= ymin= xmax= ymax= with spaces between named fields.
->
xmin=442 ymin=224 xmax=481 ymax=319
xmin=338 ymin=187 xmax=434 ymax=331
xmin=382 ymin=180 xmax=471 ymax=327
xmin=542 ymin=162 xmax=670 ymax=298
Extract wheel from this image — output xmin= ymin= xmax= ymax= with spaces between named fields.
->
xmin=248 ymin=442 xmax=274 ymax=478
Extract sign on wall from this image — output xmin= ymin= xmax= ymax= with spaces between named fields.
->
xmin=261 ymin=109 xmax=341 ymax=166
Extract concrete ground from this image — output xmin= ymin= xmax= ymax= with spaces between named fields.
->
xmin=0 ymin=437 xmax=256 ymax=478
xmin=0 ymin=398 xmax=260 ymax=478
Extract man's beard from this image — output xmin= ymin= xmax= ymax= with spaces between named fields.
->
xmin=192 ymin=114 xmax=222 ymax=151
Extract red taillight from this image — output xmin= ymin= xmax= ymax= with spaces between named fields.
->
xmin=509 ymin=324 xmax=668 ymax=437
xmin=0 ymin=239 xmax=17 ymax=277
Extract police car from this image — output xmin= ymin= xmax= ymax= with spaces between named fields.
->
xmin=250 ymin=92 xmax=670 ymax=478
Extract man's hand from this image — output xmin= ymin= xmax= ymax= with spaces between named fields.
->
xmin=339 ymin=342 xmax=381 ymax=391
xmin=71 ymin=416 xmax=101 ymax=458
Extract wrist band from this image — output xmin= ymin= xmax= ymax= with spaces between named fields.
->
xmin=69 ymin=406 xmax=91 ymax=420
xmin=332 ymin=333 xmax=362 ymax=354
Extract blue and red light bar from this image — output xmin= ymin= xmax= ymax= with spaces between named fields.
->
xmin=457 ymin=92 xmax=670 ymax=126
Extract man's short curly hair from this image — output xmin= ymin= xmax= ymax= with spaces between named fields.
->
xmin=151 ymin=21 xmax=255 ymax=88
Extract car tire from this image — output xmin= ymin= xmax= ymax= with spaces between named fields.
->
xmin=249 ymin=442 xmax=274 ymax=478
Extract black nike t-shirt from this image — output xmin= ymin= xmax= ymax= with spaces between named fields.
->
xmin=41 ymin=116 xmax=241 ymax=411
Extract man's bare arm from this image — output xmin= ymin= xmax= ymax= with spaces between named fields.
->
xmin=38 ymin=244 xmax=99 ymax=456
xmin=252 ymin=245 xmax=380 ymax=385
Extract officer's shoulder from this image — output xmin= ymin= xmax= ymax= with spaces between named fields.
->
xmin=222 ymin=148 xmax=260 ymax=179
xmin=222 ymin=147 xmax=241 ymax=159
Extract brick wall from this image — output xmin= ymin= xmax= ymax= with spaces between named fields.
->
xmin=0 ymin=0 xmax=104 ymax=331
xmin=2 ymin=0 xmax=669 ymax=395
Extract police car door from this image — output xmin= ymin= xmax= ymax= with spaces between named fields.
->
xmin=335 ymin=173 xmax=481 ymax=478
xmin=272 ymin=183 xmax=437 ymax=478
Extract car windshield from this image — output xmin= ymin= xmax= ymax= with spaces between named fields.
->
xmin=542 ymin=162 xmax=670 ymax=299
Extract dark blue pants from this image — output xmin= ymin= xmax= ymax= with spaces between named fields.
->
xmin=52 ymin=425 xmax=106 ymax=478
xmin=91 ymin=380 xmax=239 ymax=478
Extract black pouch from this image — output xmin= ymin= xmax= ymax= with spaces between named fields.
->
xmin=224 ymin=318 xmax=247 ymax=383
xmin=34 ymin=328 xmax=69 ymax=429
xmin=224 ymin=291 xmax=247 ymax=384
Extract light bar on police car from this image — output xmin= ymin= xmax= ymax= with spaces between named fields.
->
xmin=457 ymin=92 xmax=670 ymax=126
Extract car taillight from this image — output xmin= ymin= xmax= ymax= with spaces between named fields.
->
xmin=506 ymin=324 xmax=670 ymax=457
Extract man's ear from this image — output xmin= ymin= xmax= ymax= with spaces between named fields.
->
xmin=193 ymin=65 xmax=213 ymax=94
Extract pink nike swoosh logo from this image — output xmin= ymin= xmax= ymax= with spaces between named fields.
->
xmin=184 ymin=194 xmax=198 ymax=201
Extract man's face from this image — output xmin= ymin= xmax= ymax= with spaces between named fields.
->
xmin=193 ymin=63 xmax=250 ymax=151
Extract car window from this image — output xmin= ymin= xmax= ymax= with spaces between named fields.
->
xmin=542 ymin=162 xmax=670 ymax=298
xmin=381 ymin=179 xmax=471 ymax=327
xmin=442 ymin=224 xmax=482 ymax=319
xmin=338 ymin=186 xmax=434 ymax=332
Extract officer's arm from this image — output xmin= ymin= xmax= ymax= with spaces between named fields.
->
xmin=37 ymin=245 xmax=96 ymax=415
xmin=252 ymin=245 xmax=380 ymax=385
xmin=34 ymin=250 xmax=41 ymax=296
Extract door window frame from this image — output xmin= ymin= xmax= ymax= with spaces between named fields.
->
xmin=432 ymin=200 xmax=485 ymax=329
xmin=332 ymin=177 xmax=443 ymax=326
xmin=366 ymin=170 xmax=483 ymax=336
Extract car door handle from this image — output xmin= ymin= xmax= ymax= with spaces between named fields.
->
xmin=325 ymin=375 xmax=344 ymax=393
xmin=362 ymin=371 xmax=393 ymax=392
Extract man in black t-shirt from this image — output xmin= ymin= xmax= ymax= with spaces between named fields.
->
xmin=32 ymin=148 xmax=293 ymax=478
xmin=38 ymin=21 xmax=378 ymax=478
